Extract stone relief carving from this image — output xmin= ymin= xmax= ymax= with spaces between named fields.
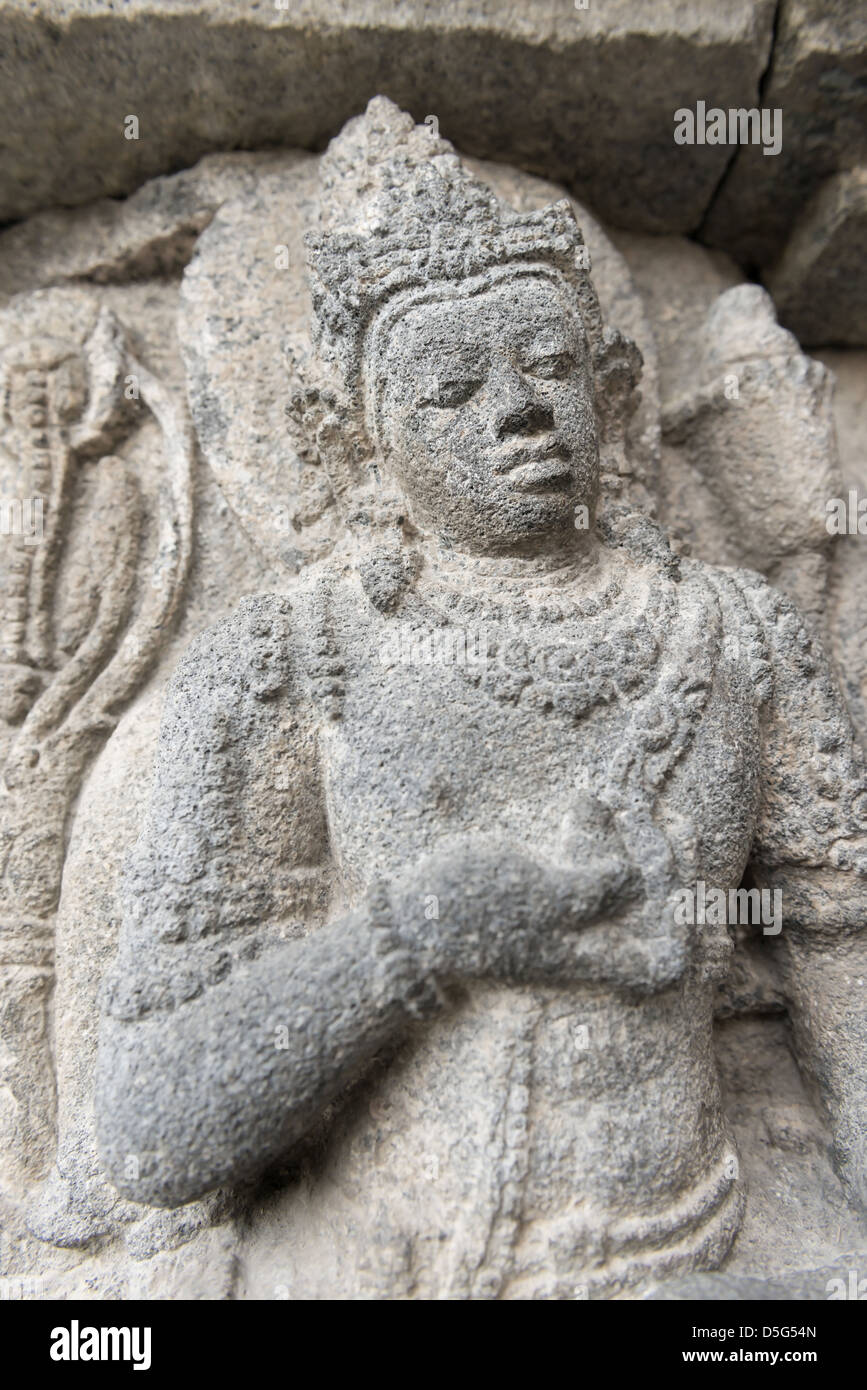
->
xmin=661 ymin=285 xmax=842 ymax=633
xmin=0 ymin=287 xmax=194 ymax=1235
xmin=2 ymin=97 xmax=865 ymax=1301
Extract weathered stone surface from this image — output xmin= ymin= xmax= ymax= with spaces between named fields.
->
xmin=819 ymin=349 xmax=867 ymax=775
xmin=0 ymin=281 xmax=195 ymax=1206
xmin=88 ymin=102 xmax=867 ymax=1297
xmin=613 ymin=238 xmax=838 ymax=620
xmin=0 ymin=0 xmax=775 ymax=235
xmin=3 ymin=96 xmax=866 ymax=1302
xmin=701 ymin=0 xmax=867 ymax=272
xmin=0 ymin=154 xmax=269 ymax=305
xmin=0 ymin=246 xmax=275 ymax=1281
xmin=614 ymin=228 xmax=867 ymax=757
xmin=3 ymin=0 xmax=864 ymax=350
xmin=713 ymin=1015 xmax=867 ymax=1287
xmin=646 ymin=1262 xmax=867 ymax=1300
xmin=660 ymin=284 xmax=841 ymax=628
xmin=766 ymin=168 xmax=867 ymax=347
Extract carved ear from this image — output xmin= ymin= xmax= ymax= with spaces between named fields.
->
xmin=284 ymin=336 xmax=369 ymax=506
xmin=593 ymin=329 xmax=643 ymax=444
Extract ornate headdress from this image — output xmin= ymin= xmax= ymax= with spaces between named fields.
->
xmin=288 ymin=98 xmax=641 ymax=522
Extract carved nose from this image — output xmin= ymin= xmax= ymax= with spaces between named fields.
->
xmin=494 ymin=386 xmax=555 ymax=441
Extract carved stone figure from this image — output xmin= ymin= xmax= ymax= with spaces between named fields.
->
xmin=91 ymin=101 xmax=867 ymax=1299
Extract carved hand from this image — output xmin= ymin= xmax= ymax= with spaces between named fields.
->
xmin=391 ymin=832 xmax=641 ymax=986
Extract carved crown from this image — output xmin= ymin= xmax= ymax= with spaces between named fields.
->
xmin=304 ymin=97 xmax=602 ymax=390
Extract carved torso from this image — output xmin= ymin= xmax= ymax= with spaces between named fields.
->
xmin=323 ymin=546 xmax=759 ymax=900
xmin=239 ymin=544 xmax=764 ymax=1298
xmin=98 ymin=527 xmax=867 ymax=1297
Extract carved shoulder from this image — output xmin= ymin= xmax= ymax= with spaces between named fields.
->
xmin=101 ymin=591 xmax=333 ymax=1023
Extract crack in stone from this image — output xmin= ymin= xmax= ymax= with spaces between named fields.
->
xmin=693 ymin=0 xmax=784 ymax=261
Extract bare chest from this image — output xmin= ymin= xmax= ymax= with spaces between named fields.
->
xmin=321 ymin=597 xmax=760 ymax=894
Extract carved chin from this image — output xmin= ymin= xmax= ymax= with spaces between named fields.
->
xmin=478 ymin=490 xmax=582 ymax=544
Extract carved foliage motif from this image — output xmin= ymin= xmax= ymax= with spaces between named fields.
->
xmin=0 ymin=290 xmax=193 ymax=1193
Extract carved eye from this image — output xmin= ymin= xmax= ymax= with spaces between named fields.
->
xmin=419 ymin=377 xmax=481 ymax=409
xmin=523 ymin=352 xmax=573 ymax=380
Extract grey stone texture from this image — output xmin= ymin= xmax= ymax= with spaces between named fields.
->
xmin=2 ymin=0 xmax=865 ymax=345
xmin=0 ymin=0 xmax=776 ymax=233
xmin=3 ymin=0 xmax=861 ymax=347
xmin=2 ymin=96 xmax=866 ymax=1300
xmin=6 ymin=0 xmax=867 ymax=347
xmin=702 ymin=1 xmax=867 ymax=275
xmin=766 ymin=168 xmax=867 ymax=348
xmin=647 ymin=1263 xmax=867 ymax=1299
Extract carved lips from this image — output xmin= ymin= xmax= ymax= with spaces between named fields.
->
xmin=494 ymin=436 xmax=573 ymax=493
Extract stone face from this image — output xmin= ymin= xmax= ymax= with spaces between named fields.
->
xmin=178 ymin=146 xmax=660 ymax=576
xmin=2 ymin=95 xmax=866 ymax=1301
